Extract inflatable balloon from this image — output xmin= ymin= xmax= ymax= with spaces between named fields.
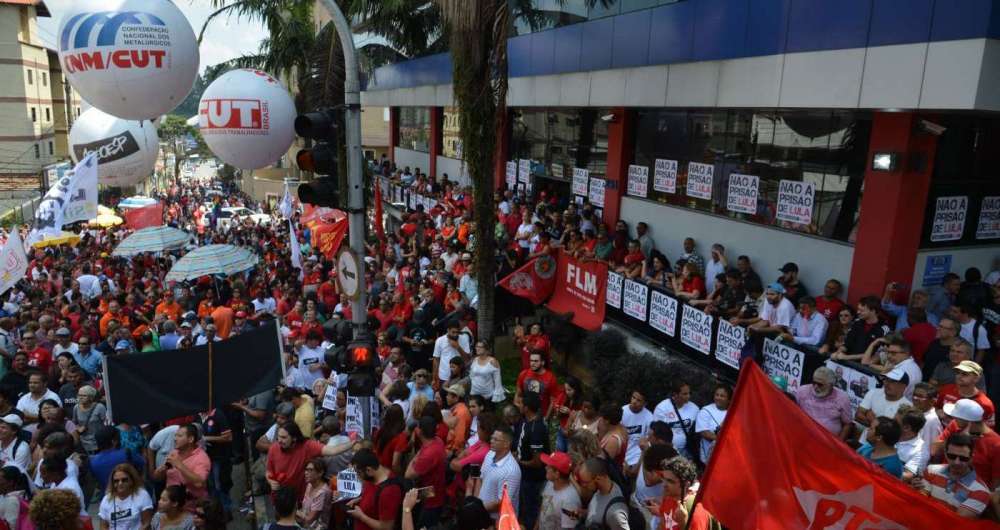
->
xmin=69 ymin=108 xmax=159 ymax=187
xmin=198 ymin=69 xmax=296 ymax=170
xmin=57 ymin=0 xmax=199 ymax=119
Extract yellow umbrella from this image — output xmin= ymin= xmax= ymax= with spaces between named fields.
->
xmin=31 ymin=231 xmax=81 ymax=248
xmin=88 ymin=213 xmax=124 ymax=228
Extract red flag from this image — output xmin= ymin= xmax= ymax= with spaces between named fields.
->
xmin=497 ymin=254 xmax=556 ymax=305
xmin=310 ymin=218 xmax=348 ymax=260
xmin=374 ymin=183 xmax=385 ymax=244
xmin=546 ymin=250 xmax=607 ymax=330
xmin=497 ymin=484 xmax=519 ymax=530
xmin=124 ymin=203 xmax=163 ymax=230
xmin=698 ymin=360 xmax=997 ymax=529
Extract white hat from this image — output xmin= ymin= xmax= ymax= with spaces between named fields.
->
xmin=0 ymin=414 xmax=22 ymax=428
xmin=943 ymin=399 xmax=985 ymax=422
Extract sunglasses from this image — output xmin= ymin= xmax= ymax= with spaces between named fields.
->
xmin=945 ymin=453 xmax=971 ymax=462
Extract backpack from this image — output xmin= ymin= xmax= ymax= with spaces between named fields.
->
xmin=600 ymin=496 xmax=646 ymax=530
xmin=373 ymin=477 xmax=407 ymax=530
xmin=601 ymin=450 xmax=631 ymax=500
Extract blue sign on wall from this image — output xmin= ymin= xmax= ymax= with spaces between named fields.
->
xmin=922 ymin=255 xmax=952 ymax=287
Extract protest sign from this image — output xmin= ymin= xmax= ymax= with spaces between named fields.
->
xmin=825 ymin=360 xmax=878 ymax=416
xmin=336 ymin=469 xmax=362 ymax=499
xmin=518 ymin=159 xmax=530 ymax=184
xmin=930 ymin=196 xmax=967 ymax=242
xmin=648 ymin=290 xmax=678 ymax=337
xmin=762 ymin=338 xmax=805 ymax=390
xmin=680 ymin=304 xmax=712 ymax=355
xmin=776 ymin=180 xmax=814 ymax=225
xmin=686 ymin=162 xmax=713 ymax=200
xmin=726 ymin=173 xmax=758 ymax=214
xmin=627 ymin=165 xmax=649 ymax=198
xmin=589 ymin=177 xmax=606 ymax=207
xmin=977 ymin=196 xmax=1000 ymax=240
xmin=506 ymin=161 xmax=516 ymax=189
xmin=572 ymin=167 xmax=589 ymax=196
xmin=654 ymin=159 xmax=677 ymax=193
xmin=715 ymin=320 xmax=746 ymax=370
xmin=606 ymin=271 xmax=623 ymax=309
xmin=622 ymin=279 xmax=648 ymax=321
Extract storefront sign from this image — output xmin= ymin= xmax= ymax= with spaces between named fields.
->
xmin=680 ymin=304 xmax=712 ymax=355
xmin=686 ymin=162 xmax=713 ymax=200
xmin=726 ymin=173 xmax=758 ymax=214
xmin=648 ymin=290 xmax=678 ymax=337
xmin=825 ymin=360 xmax=878 ymax=415
xmin=762 ymin=338 xmax=804 ymax=390
xmin=715 ymin=320 xmax=746 ymax=370
xmin=921 ymin=255 xmax=952 ymax=287
xmin=572 ymin=168 xmax=589 ymax=196
xmin=589 ymin=177 xmax=606 ymax=208
xmin=930 ymin=196 xmax=967 ymax=242
xmin=518 ymin=159 xmax=530 ymax=184
xmin=622 ymin=279 xmax=648 ymax=321
xmin=776 ymin=180 xmax=814 ymax=225
xmin=506 ymin=161 xmax=517 ymax=190
xmin=654 ymin=159 xmax=677 ymax=194
xmin=977 ymin=196 xmax=1000 ymax=240
xmin=627 ymin=165 xmax=649 ymax=198
xmin=547 ymin=250 xmax=608 ymax=331
xmin=606 ymin=271 xmax=623 ymax=309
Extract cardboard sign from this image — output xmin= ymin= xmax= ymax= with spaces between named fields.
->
xmin=715 ymin=320 xmax=746 ymax=370
xmin=977 ymin=196 xmax=1000 ymax=240
xmin=686 ymin=162 xmax=713 ymax=200
xmin=572 ymin=168 xmax=589 ymax=196
xmin=776 ymin=180 xmax=815 ymax=225
xmin=654 ymin=159 xmax=677 ymax=194
xmin=336 ymin=469 xmax=362 ymax=499
xmin=680 ymin=304 xmax=712 ymax=355
xmin=726 ymin=173 xmax=758 ymax=214
xmin=518 ymin=159 xmax=531 ymax=184
xmin=762 ymin=338 xmax=805 ymax=390
xmin=826 ymin=360 xmax=878 ymax=416
xmin=321 ymin=383 xmax=338 ymax=411
xmin=648 ymin=290 xmax=678 ymax=337
xmin=627 ymin=165 xmax=649 ymax=198
xmin=606 ymin=271 xmax=623 ymax=309
xmin=622 ymin=279 xmax=649 ymax=321
xmin=505 ymin=161 xmax=516 ymax=189
xmin=930 ymin=196 xmax=967 ymax=242
xmin=589 ymin=177 xmax=606 ymax=208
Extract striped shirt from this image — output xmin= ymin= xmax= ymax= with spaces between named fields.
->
xmin=479 ymin=449 xmax=521 ymax=518
xmin=923 ymin=464 xmax=990 ymax=516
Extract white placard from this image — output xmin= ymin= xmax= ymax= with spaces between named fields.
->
xmin=589 ymin=178 xmax=606 ymax=208
xmin=551 ymin=162 xmax=564 ymax=180
xmin=680 ymin=304 xmax=712 ymax=355
xmin=648 ymin=290 xmax=678 ymax=337
xmin=715 ymin=320 xmax=746 ymax=370
xmin=572 ymin=168 xmax=589 ymax=196
xmin=762 ymin=338 xmax=805 ymax=390
xmin=518 ymin=159 xmax=531 ymax=184
xmin=345 ymin=396 xmax=362 ymax=435
xmin=336 ymin=469 xmax=362 ymax=499
xmin=930 ymin=196 xmax=968 ymax=242
xmin=506 ymin=161 xmax=517 ymax=189
xmin=627 ymin=165 xmax=649 ymax=198
xmin=606 ymin=271 xmax=623 ymax=309
xmin=776 ymin=180 xmax=815 ymax=225
xmin=654 ymin=159 xmax=677 ymax=194
xmin=977 ymin=196 xmax=1000 ymax=240
xmin=622 ymin=279 xmax=648 ymax=321
xmin=686 ymin=162 xmax=713 ymax=200
xmin=826 ymin=360 xmax=879 ymax=416
xmin=321 ymin=384 xmax=338 ymax=411
xmin=726 ymin=173 xmax=758 ymax=214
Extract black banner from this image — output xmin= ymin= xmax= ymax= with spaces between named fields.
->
xmin=105 ymin=322 xmax=283 ymax=424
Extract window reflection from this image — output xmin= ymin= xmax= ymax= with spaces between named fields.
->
xmin=398 ymin=107 xmax=431 ymax=153
xmin=442 ymin=106 xmax=462 ymax=159
xmin=510 ymin=108 xmax=609 ymax=182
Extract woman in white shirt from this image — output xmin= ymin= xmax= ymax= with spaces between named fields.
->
xmin=695 ymin=384 xmax=732 ymax=464
xmin=468 ymin=341 xmax=504 ymax=405
xmin=98 ymin=463 xmax=154 ymax=530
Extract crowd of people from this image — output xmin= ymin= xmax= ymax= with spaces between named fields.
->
xmin=0 ymin=153 xmax=992 ymax=530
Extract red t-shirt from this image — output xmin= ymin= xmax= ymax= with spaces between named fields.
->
xmin=374 ymin=431 xmax=408 ymax=469
xmin=354 ymin=478 xmax=403 ymax=530
xmin=266 ymin=439 xmax=324 ymax=498
xmin=937 ymin=385 xmax=996 ymax=427
xmin=815 ymin=296 xmax=846 ymax=321
xmin=902 ymin=322 xmax=936 ymax=364
xmin=681 ymin=276 xmax=706 ymax=297
xmin=26 ymin=346 xmax=52 ymax=373
xmin=939 ymin=420 xmax=1000 ymax=488
xmin=517 ymin=368 xmax=560 ymax=415
xmin=410 ymin=437 xmax=446 ymax=508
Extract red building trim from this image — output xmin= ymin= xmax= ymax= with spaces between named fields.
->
xmin=602 ymin=107 xmax=634 ymax=228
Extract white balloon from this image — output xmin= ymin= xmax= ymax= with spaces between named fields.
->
xmin=198 ymin=69 xmax=296 ymax=170
xmin=57 ymin=0 xmax=199 ymax=119
xmin=69 ymin=108 xmax=159 ymax=187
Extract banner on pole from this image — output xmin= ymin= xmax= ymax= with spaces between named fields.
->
xmin=547 ymin=250 xmax=608 ymax=331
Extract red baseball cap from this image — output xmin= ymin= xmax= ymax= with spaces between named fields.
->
xmin=540 ymin=452 xmax=572 ymax=475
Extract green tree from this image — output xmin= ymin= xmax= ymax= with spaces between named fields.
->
xmin=157 ymin=115 xmax=207 ymax=184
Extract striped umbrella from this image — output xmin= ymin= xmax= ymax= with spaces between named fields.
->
xmin=113 ymin=226 xmax=192 ymax=257
xmin=165 ymin=244 xmax=259 ymax=282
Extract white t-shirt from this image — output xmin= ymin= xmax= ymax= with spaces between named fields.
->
xmin=297 ymin=344 xmax=327 ymax=389
xmin=760 ymin=297 xmax=796 ymax=327
xmin=53 ymin=342 xmax=79 ymax=357
xmin=652 ymin=399 xmax=699 ymax=457
xmin=148 ymin=425 xmax=179 ymax=468
xmin=52 ymin=475 xmax=87 ymax=516
xmin=33 ymin=458 xmax=79 ymax=490
xmin=960 ymin=319 xmax=992 ymax=350
xmin=16 ymin=390 xmax=62 ymax=417
xmin=538 ymin=481 xmax=581 ymax=530
xmin=895 ymin=436 xmax=928 ymax=475
xmin=632 ymin=462 xmax=664 ymax=529
xmin=620 ymin=405 xmax=652 ymax=467
xmin=695 ymin=404 xmax=727 ymax=463
xmin=0 ymin=439 xmax=30 ymax=472
xmin=920 ymin=408 xmax=943 ymax=451
xmin=99 ymin=489 xmax=154 ymax=530
xmin=858 ymin=389 xmax=911 ymax=441
xmin=432 ymin=333 xmax=471 ymax=382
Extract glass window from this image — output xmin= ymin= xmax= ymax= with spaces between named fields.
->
xmin=26 ymin=69 xmax=32 ymax=85
xmin=510 ymin=108 xmax=609 ymax=183
xmin=442 ymin=106 xmax=462 ymax=159
xmin=397 ymin=107 xmax=431 ymax=153
xmin=631 ymin=109 xmax=870 ymax=243
xmin=510 ymin=0 xmax=588 ymax=35
xmin=33 ymin=144 xmax=39 ymax=158
xmin=48 ymin=141 xmax=53 ymax=155
xmin=45 ymin=107 xmax=50 ymax=122
xmin=41 ymin=72 xmax=47 ymax=86
xmin=30 ymin=107 xmax=36 ymax=122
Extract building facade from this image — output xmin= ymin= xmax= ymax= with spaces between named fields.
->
xmin=363 ymin=0 xmax=1000 ymax=302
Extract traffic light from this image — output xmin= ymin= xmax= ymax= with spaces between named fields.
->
xmin=295 ymin=109 xmax=341 ymax=207
xmin=345 ymin=336 xmax=378 ymax=397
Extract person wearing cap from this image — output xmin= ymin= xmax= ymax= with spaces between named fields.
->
xmin=114 ymin=339 xmax=134 ymax=354
xmin=930 ymin=338 xmax=985 ymax=390
xmin=232 ymin=311 xmax=251 ymax=336
xmin=860 ymin=335 xmax=922 ymax=399
xmin=833 ymin=296 xmax=891 ymax=362
xmin=0 ymin=414 xmax=29 ymax=472
xmin=536 ymin=450 xmax=581 ymax=530
xmin=733 ymin=282 xmax=795 ymax=337
xmin=921 ymin=432 xmax=991 ymax=518
xmin=776 ymin=262 xmax=808 ymax=306
xmin=50 ymin=328 xmax=77 ymax=360
xmin=444 ymin=383 xmax=472 ymax=454
xmin=855 ymin=367 xmax=912 ymax=442
xmin=932 ymin=398 xmax=1000 ymax=490
xmin=936 ymin=360 xmax=996 ymax=428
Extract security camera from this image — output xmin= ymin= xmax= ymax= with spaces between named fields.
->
xmin=600 ymin=113 xmax=616 ymax=122
xmin=918 ymin=119 xmax=946 ymax=136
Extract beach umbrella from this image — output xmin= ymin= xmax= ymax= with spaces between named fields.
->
xmin=165 ymin=244 xmax=258 ymax=282
xmin=113 ymin=226 xmax=193 ymax=257
xmin=31 ymin=231 xmax=80 ymax=248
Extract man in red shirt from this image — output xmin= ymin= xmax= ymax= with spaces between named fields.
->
xmin=265 ymin=422 xmax=345 ymax=498
xmin=20 ymin=332 xmax=51 ymax=373
xmin=936 ymin=360 xmax=996 ymax=427
xmin=347 ymin=448 xmax=402 ymax=530
xmin=933 ymin=399 xmax=1000 ymax=490
xmin=815 ymin=279 xmax=846 ymax=322
xmin=404 ymin=417 xmax=446 ymax=528
xmin=515 ymin=352 xmax=560 ymax=416
xmin=318 ymin=275 xmax=339 ymax=310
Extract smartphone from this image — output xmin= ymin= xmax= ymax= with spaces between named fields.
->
xmin=561 ymin=508 xmax=578 ymax=519
xmin=415 ymin=486 xmax=435 ymax=500
xmin=468 ymin=464 xmax=481 ymax=479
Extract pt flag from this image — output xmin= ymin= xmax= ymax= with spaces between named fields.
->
xmin=697 ymin=360 xmax=997 ymax=529
xmin=497 ymin=254 xmax=556 ymax=304
xmin=496 ymin=485 xmax=519 ymax=530
xmin=546 ymin=250 xmax=607 ymax=330
xmin=125 ymin=203 xmax=164 ymax=229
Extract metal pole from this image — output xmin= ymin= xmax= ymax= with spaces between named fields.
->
xmin=317 ymin=0 xmax=367 ymax=335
